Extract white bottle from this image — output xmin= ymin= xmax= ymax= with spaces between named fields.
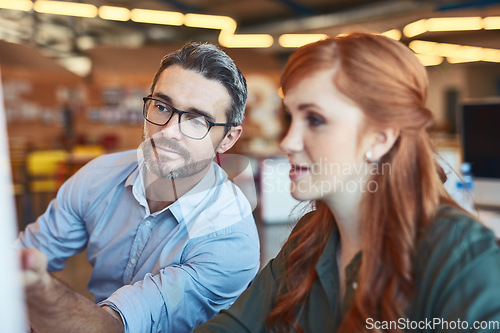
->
xmin=455 ymin=162 xmax=475 ymax=213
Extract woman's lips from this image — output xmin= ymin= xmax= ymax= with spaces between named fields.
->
xmin=289 ymin=163 xmax=310 ymax=180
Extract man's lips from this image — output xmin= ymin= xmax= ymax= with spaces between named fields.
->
xmin=155 ymin=146 xmax=183 ymax=159
xmin=149 ymin=138 xmax=189 ymax=160
xmin=156 ymin=146 xmax=180 ymax=155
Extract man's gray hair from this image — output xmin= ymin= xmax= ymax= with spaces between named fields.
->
xmin=150 ymin=42 xmax=247 ymax=126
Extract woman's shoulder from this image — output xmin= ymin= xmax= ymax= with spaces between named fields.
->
xmin=293 ymin=210 xmax=317 ymax=230
xmin=425 ymin=205 xmax=496 ymax=245
xmin=416 ymin=204 xmax=499 ymax=272
xmin=276 ymin=211 xmax=317 ymax=258
xmin=287 ymin=210 xmax=318 ymax=238
xmin=411 ymin=205 xmax=500 ymax=322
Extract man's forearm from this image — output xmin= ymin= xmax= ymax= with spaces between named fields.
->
xmin=21 ymin=248 xmax=124 ymax=333
xmin=26 ymin=275 xmax=124 ymax=333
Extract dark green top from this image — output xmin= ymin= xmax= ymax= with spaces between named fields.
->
xmin=195 ymin=206 xmax=500 ymax=332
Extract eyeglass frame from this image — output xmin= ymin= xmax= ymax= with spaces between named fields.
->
xmin=142 ymin=96 xmax=235 ymax=140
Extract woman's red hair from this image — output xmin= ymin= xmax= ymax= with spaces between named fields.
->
xmin=266 ymin=32 xmax=457 ymax=332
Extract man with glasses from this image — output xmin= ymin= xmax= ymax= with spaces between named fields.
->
xmin=16 ymin=43 xmax=260 ymax=333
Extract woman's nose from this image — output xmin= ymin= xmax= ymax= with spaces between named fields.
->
xmin=280 ymin=122 xmax=303 ymax=154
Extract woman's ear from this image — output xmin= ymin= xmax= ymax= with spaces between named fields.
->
xmin=369 ymin=127 xmax=399 ymax=162
xmin=216 ymin=126 xmax=242 ymax=154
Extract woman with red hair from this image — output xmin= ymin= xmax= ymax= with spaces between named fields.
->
xmin=196 ymin=32 xmax=500 ymax=333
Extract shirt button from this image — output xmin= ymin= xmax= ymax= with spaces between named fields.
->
xmin=145 ymin=220 xmax=151 ymax=227
xmin=130 ymin=258 xmax=137 ymax=265
xmin=352 ymin=282 xmax=358 ymax=290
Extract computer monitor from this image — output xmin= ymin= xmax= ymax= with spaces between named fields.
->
xmin=458 ymin=99 xmax=500 ymax=207
xmin=0 ymin=68 xmax=27 ymax=331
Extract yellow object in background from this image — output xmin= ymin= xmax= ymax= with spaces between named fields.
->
xmin=26 ymin=150 xmax=69 ymax=192
xmin=71 ymin=145 xmax=105 ymax=159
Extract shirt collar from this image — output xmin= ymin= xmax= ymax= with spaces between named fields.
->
xmin=315 ymin=220 xmax=362 ymax=316
xmin=125 ymin=163 xmax=140 ymax=188
xmin=168 ymin=162 xmax=225 ymax=224
xmin=125 ymin=148 xmax=143 ymax=188
xmin=125 ymin=153 xmax=149 ymax=212
xmin=127 ymin=150 xmax=227 ymax=222
xmin=315 ymin=220 xmax=339 ymax=274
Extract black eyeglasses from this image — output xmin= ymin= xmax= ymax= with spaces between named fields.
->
xmin=142 ymin=97 xmax=234 ymax=140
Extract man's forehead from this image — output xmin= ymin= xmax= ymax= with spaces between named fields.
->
xmin=154 ymin=66 xmax=230 ymax=121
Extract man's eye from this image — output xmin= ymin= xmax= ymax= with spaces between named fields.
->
xmin=186 ymin=114 xmax=208 ymax=127
xmin=193 ymin=119 xmax=206 ymax=127
xmin=191 ymin=118 xmax=204 ymax=126
xmin=156 ymin=104 xmax=169 ymax=113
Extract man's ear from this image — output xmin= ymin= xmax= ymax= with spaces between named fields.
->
xmin=369 ymin=127 xmax=399 ymax=161
xmin=216 ymin=125 xmax=242 ymax=154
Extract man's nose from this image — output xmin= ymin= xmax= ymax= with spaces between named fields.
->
xmin=161 ymin=113 xmax=183 ymax=140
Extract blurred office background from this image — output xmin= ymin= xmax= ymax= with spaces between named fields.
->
xmin=2 ymin=0 xmax=500 ymax=299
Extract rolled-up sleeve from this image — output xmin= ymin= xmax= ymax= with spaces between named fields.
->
xmin=194 ymin=256 xmax=284 ymax=333
xmin=100 ymin=228 xmax=260 ymax=333
xmin=13 ymin=161 xmax=91 ymax=271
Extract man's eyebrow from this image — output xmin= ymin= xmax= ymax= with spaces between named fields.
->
xmin=152 ymin=92 xmax=173 ymax=104
xmin=185 ymin=107 xmax=215 ymax=123
xmin=152 ymin=92 xmax=216 ymax=122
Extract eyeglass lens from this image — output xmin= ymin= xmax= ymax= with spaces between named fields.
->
xmin=145 ymin=99 xmax=210 ymax=139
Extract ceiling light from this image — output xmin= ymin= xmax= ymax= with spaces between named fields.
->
xmin=34 ymin=1 xmax=98 ymax=18
xmin=0 ymin=0 xmax=33 ymax=11
xmin=408 ymin=40 xmax=440 ymax=55
xmin=409 ymin=40 xmax=500 ymax=64
xmin=483 ymin=16 xmax=500 ymax=30
xmin=184 ymin=13 xmax=235 ymax=30
xmin=446 ymin=57 xmax=481 ymax=64
xmin=130 ymin=9 xmax=183 ymax=26
xmin=426 ymin=17 xmax=482 ymax=32
xmin=481 ymin=48 xmax=500 ymax=62
xmin=403 ymin=19 xmax=427 ymax=38
xmin=403 ymin=17 xmax=483 ymax=38
xmin=219 ymin=34 xmax=274 ymax=48
xmin=434 ymin=43 xmax=462 ymax=57
xmin=218 ymin=27 xmax=235 ymax=44
xmin=99 ymin=6 xmax=130 ymax=22
xmin=278 ymin=34 xmax=327 ymax=48
xmin=414 ymin=54 xmax=443 ymax=66
xmin=456 ymin=45 xmax=484 ymax=60
xmin=380 ymin=29 xmax=401 ymax=40
xmin=410 ymin=41 xmax=462 ymax=58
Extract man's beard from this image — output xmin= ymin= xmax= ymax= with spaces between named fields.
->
xmin=141 ymin=131 xmax=214 ymax=179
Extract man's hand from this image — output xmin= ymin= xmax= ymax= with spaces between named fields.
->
xmin=19 ymin=248 xmax=124 ymax=333
xmin=20 ymin=248 xmax=51 ymax=291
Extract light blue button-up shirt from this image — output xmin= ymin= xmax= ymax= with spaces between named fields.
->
xmin=15 ymin=150 xmax=260 ymax=333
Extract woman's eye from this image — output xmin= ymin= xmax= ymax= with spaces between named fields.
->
xmin=283 ymin=111 xmax=292 ymax=127
xmin=306 ymin=114 xmax=325 ymax=127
